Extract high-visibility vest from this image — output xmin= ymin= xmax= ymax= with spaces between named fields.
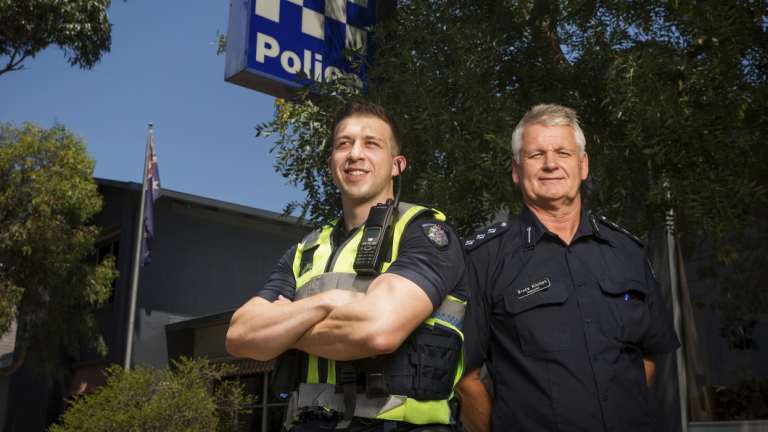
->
xmin=290 ymin=202 xmax=465 ymax=425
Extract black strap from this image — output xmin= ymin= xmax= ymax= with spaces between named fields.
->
xmin=342 ymin=382 xmax=356 ymax=423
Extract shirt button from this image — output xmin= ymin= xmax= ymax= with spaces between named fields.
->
xmin=601 ymin=393 xmax=609 ymax=402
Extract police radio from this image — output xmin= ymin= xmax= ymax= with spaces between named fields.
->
xmin=353 ymin=161 xmax=403 ymax=276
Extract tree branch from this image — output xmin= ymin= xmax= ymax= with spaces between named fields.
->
xmin=530 ymin=0 xmax=568 ymax=65
xmin=0 ymin=49 xmax=30 ymax=76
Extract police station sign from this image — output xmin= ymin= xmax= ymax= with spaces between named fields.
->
xmin=225 ymin=0 xmax=381 ymax=98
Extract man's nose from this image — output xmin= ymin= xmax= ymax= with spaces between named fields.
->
xmin=543 ymin=151 xmax=558 ymax=170
xmin=347 ymin=140 xmax=364 ymax=159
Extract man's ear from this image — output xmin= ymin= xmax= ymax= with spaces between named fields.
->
xmin=512 ymin=160 xmax=520 ymax=185
xmin=580 ymin=152 xmax=589 ymax=181
xmin=392 ymin=155 xmax=407 ymax=176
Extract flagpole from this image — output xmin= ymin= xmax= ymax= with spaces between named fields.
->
xmin=667 ymin=208 xmax=688 ymax=431
xmin=123 ymin=123 xmax=153 ymax=370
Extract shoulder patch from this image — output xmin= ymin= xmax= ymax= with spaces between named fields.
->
xmin=463 ymin=221 xmax=511 ymax=251
xmin=595 ymin=215 xmax=644 ymax=247
xmin=421 ymin=222 xmax=450 ymax=248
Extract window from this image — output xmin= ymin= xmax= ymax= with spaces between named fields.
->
xmin=230 ymin=372 xmax=289 ymax=432
xmin=93 ymin=230 xmax=120 ymax=303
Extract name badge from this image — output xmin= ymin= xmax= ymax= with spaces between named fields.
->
xmin=517 ymin=278 xmax=551 ymax=299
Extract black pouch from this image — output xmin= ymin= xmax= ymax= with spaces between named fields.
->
xmin=271 ymin=349 xmax=301 ymax=401
xmin=385 ymin=323 xmax=461 ymax=400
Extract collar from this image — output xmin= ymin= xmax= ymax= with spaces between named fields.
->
xmin=519 ymin=205 xmax=612 ymax=249
xmin=331 ymin=217 xmax=360 ymax=248
xmin=519 ymin=206 xmax=550 ymax=249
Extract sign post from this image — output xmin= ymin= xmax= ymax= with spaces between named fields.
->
xmin=225 ymin=0 xmax=384 ymax=98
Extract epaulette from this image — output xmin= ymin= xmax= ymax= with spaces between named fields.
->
xmin=463 ymin=221 xmax=511 ymax=251
xmin=594 ymin=215 xmax=644 ymax=247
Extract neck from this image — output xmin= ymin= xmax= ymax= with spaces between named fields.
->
xmin=341 ymin=190 xmax=395 ymax=232
xmin=526 ymin=195 xmax=582 ymax=245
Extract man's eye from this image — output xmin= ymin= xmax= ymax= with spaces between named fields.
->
xmin=335 ymin=141 xmax=349 ymax=149
xmin=558 ymin=151 xmax=572 ymax=157
xmin=528 ymin=153 xmax=543 ymax=159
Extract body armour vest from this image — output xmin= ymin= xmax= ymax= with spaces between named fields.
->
xmin=289 ymin=202 xmax=465 ymax=425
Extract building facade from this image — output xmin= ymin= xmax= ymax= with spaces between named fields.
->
xmin=1 ymin=179 xmax=310 ymax=431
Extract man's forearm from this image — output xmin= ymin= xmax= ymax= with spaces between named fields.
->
xmin=643 ymin=357 xmax=656 ymax=385
xmin=226 ymin=294 xmax=335 ymax=361
xmin=458 ymin=369 xmax=492 ymax=432
xmin=293 ymin=303 xmax=381 ymax=360
xmin=294 ymin=274 xmax=433 ymax=361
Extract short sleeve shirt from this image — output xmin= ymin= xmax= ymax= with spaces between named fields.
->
xmin=462 ymin=206 xmax=680 ymax=432
xmin=257 ymin=212 xmax=466 ymax=308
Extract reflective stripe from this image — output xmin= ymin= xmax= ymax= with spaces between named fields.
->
xmin=431 ymin=295 xmax=466 ymax=330
xmin=307 ymin=355 xmax=319 ymax=384
xmin=294 ymin=272 xmax=374 ymax=300
xmin=295 ymin=225 xmax=334 ymax=289
xmin=295 ymin=384 xmax=451 ymax=425
xmin=327 ymin=359 xmax=336 ymax=384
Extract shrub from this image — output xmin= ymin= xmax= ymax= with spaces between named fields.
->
xmin=49 ymin=358 xmax=253 ymax=432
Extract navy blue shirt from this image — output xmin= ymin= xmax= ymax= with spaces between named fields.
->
xmin=258 ymin=213 xmax=466 ymax=309
xmin=463 ymin=206 xmax=679 ymax=432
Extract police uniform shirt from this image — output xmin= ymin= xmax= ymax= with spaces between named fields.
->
xmin=463 ymin=206 xmax=680 ymax=432
xmin=258 ymin=213 xmax=466 ymax=311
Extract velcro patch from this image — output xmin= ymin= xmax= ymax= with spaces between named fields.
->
xmin=421 ymin=223 xmax=449 ymax=248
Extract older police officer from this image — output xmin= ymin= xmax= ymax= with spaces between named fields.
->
xmin=457 ymin=104 xmax=679 ymax=432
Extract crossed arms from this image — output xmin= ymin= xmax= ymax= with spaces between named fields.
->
xmin=225 ymin=273 xmax=434 ymax=362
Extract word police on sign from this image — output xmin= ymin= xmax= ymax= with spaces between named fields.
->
xmin=225 ymin=0 xmax=384 ymax=98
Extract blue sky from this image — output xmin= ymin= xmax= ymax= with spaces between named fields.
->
xmin=0 ymin=1 xmax=305 ymax=214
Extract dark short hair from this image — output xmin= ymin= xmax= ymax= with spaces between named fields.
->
xmin=331 ymin=101 xmax=402 ymax=154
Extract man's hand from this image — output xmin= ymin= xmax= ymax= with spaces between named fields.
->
xmin=457 ymin=369 xmax=492 ymax=432
xmin=225 ymin=289 xmax=361 ymax=361
xmin=643 ymin=357 xmax=656 ymax=385
xmin=293 ymin=273 xmax=433 ymax=361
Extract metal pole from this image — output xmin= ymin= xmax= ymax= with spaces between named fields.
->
xmin=666 ymin=208 xmax=688 ymax=432
xmin=262 ymin=373 xmax=269 ymax=432
xmin=123 ymin=124 xmax=152 ymax=370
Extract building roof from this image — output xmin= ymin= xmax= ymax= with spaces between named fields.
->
xmin=165 ymin=310 xmax=234 ymax=332
xmin=95 ymin=177 xmax=308 ymax=229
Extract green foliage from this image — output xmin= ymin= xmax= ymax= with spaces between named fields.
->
xmin=0 ymin=0 xmax=112 ymax=76
xmin=49 ymin=358 xmax=255 ymax=432
xmin=710 ymin=377 xmax=768 ymax=421
xmin=0 ymin=122 xmax=117 ymax=375
xmin=260 ymin=0 xmax=767 ymax=238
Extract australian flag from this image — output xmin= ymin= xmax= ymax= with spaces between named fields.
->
xmin=140 ymin=126 xmax=161 ymax=266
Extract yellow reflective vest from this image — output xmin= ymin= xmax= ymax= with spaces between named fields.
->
xmin=290 ymin=202 xmax=465 ymax=425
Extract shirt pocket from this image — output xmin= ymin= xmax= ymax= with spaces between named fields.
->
xmin=598 ymin=278 xmax=650 ymax=345
xmin=502 ymin=281 xmax=571 ymax=358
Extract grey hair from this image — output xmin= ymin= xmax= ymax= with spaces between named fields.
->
xmin=511 ymin=104 xmax=587 ymax=163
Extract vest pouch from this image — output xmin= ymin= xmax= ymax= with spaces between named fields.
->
xmin=271 ymin=349 xmax=301 ymax=401
xmin=385 ymin=323 xmax=461 ymax=401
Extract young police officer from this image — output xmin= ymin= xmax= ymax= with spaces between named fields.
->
xmin=227 ymin=102 xmax=466 ymax=431
xmin=457 ymin=104 xmax=679 ymax=432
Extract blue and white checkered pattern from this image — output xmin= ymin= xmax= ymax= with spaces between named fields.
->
xmin=255 ymin=0 xmax=373 ymax=51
